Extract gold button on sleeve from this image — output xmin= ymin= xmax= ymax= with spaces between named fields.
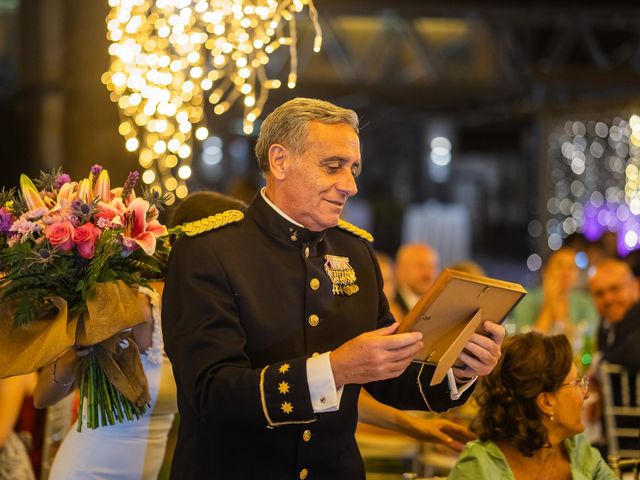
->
xmin=308 ymin=314 xmax=319 ymax=327
xmin=299 ymin=468 xmax=309 ymax=479
xmin=303 ymin=429 xmax=312 ymax=442
xmin=310 ymin=278 xmax=320 ymax=290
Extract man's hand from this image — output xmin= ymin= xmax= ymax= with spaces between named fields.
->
xmin=453 ymin=321 xmax=505 ymax=379
xmin=406 ymin=418 xmax=476 ymax=452
xmin=330 ymin=323 xmax=423 ymax=389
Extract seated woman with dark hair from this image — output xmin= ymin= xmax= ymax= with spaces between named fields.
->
xmin=449 ymin=332 xmax=615 ymax=480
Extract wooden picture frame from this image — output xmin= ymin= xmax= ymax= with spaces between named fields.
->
xmin=397 ymin=268 xmax=527 ymax=385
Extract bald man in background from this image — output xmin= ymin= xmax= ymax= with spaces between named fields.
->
xmin=394 ymin=243 xmax=439 ymax=317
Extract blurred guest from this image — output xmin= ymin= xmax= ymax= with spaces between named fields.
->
xmin=449 ymin=332 xmax=616 ymax=480
xmin=394 ymin=242 xmax=439 ymax=315
xmin=511 ymin=247 xmax=598 ymax=346
xmin=0 ymin=373 xmax=37 ymax=480
xmin=588 ymin=259 xmax=640 ymax=373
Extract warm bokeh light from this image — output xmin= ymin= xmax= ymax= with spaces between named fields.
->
xmin=195 ymin=126 xmax=208 ymax=140
xmin=178 ymin=165 xmax=192 ymax=179
xmin=125 ymin=137 xmax=139 ymax=152
xmin=543 ymin=116 xmax=640 ymax=256
xmin=142 ymin=169 xmax=156 ymax=184
xmin=104 ymin=0 xmax=322 ymax=194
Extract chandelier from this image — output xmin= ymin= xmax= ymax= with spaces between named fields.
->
xmin=103 ymin=0 xmax=322 ymax=201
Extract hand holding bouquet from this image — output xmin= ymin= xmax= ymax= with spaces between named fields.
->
xmin=0 ymin=166 xmax=169 ymax=429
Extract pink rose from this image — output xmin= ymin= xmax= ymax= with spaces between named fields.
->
xmin=44 ymin=221 xmax=75 ymax=251
xmin=73 ymin=223 xmax=102 ymax=259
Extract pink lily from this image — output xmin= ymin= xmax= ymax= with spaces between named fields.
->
xmin=121 ymin=198 xmax=168 ymax=255
xmin=96 ymin=197 xmax=127 ymax=227
xmin=20 ymin=174 xmax=47 ymax=211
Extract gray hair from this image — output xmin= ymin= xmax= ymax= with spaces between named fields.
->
xmin=254 ymin=97 xmax=359 ymax=174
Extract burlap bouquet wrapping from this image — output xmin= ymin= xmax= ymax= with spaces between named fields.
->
xmin=0 ymin=280 xmax=150 ymax=407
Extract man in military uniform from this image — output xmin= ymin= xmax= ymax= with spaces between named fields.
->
xmin=162 ymin=98 xmax=504 ymax=479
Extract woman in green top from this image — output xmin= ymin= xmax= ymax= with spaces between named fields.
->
xmin=449 ymin=332 xmax=616 ymax=480
xmin=511 ymin=248 xmax=599 ymax=345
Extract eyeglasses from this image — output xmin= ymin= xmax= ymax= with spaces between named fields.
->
xmin=557 ymin=376 xmax=589 ymax=394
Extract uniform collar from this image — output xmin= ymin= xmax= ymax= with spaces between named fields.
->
xmin=260 ymin=188 xmax=304 ymax=228
xmin=248 ymin=190 xmax=326 ymax=248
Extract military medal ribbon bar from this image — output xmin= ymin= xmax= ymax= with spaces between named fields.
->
xmin=324 ymin=254 xmax=359 ymax=296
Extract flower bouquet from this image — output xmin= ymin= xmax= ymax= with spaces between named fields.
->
xmin=0 ymin=166 xmax=169 ymax=430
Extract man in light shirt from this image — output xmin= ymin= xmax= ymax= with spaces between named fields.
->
xmin=394 ymin=242 xmax=440 ymax=315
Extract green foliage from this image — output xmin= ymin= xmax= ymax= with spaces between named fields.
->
xmin=10 ymin=192 xmax=28 ymax=217
xmin=34 ymin=168 xmax=63 ymax=191
xmin=0 ymin=187 xmax=16 ymax=206
xmin=0 ymin=242 xmax=82 ymax=326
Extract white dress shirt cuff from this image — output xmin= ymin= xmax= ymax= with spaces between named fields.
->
xmin=447 ymin=369 xmax=477 ymax=401
xmin=306 ymin=352 xmax=344 ymax=412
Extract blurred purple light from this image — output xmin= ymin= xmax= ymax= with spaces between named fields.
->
xmin=581 ymin=200 xmax=640 ymax=256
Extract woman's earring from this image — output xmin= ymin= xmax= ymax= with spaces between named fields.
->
xmin=550 ymin=414 xmax=554 ymax=422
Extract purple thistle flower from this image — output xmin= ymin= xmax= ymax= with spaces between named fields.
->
xmin=54 ymin=173 xmax=71 ymax=190
xmin=0 ymin=208 xmax=13 ymax=234
xmin=71 ymin=200 xmax=91 ymax=220
xmin=90 ymin=164 xmax=103 ymax=185
xmin=122 ymin=171 xmax=140 ymax=200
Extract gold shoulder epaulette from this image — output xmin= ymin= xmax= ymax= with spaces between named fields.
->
xmin=336 ymin=219 xmax=373 ymax=243
xmin=180 ymin=210 xmax=244 ymax=237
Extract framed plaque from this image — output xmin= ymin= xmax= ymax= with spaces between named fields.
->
xmin=398 ymin=268 xmax=526 ymax=385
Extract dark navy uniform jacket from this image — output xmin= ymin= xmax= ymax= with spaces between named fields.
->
xmin=162 ymin=193 xmax=472 ymax=480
